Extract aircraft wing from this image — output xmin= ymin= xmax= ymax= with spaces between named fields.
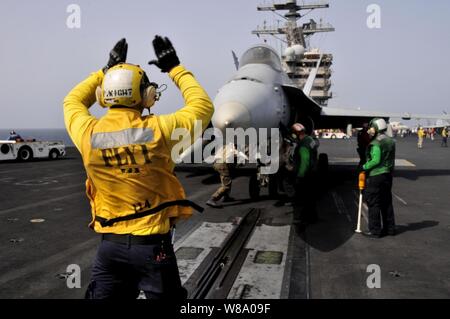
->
xmin=281 ymin=84 xmax=450 ymax=129
xmin=319 ymin=107 xmax=450 ymax=129
xmin=282 ymin=85 xmax=322 ymax=118
xmin=417 ymin=119 xmax=450 ymax=129
xmin=281 ymin=46 xmax=450 ymax=129
xmin=422 ymin=126 xmax=447 ymax=129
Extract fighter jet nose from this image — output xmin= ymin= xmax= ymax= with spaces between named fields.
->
xmin=212 ymin=102 xmax=251 ymax=133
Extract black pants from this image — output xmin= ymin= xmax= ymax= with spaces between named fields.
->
xmin=293 ymin=175 xmax=317 ymax=223
xmin=85 ymin=235 xmax=187 ymax=299
xmin=357 ymin=147 xmax=367 ymax=166
xmin=364 ymin=173 xmax=396 ymax=235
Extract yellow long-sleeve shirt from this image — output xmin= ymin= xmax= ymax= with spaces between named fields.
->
xmin=418 ymin=129 xmax=425 ymax=139
xmin=63 ymin=65 xmax=213 ymax=235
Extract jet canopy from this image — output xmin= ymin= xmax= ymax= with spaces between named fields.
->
xmin=239 ymin=45 xmax=282 ymax=72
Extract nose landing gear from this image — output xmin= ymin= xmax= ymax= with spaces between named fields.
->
xmin=249 ymin=165 xmax=279 ymax=200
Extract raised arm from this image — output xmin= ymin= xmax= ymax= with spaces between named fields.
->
xmin=63 ymin=70 xmax=102 ymax=152
xmin=148 ymin=35 xmax=213 ymax=149
xmin=63 ymin=38 xmax=128 ymax=152
xmin=158 ymin=66 xmax=213 ymax=148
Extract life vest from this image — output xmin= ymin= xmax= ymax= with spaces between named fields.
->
xmin=366 ymin=134 xmax=396 ymax=176
xmin=81 ymin=109 xmax=199 ymax=235
xmin=283 ymin=141 xmax=298 ymax=172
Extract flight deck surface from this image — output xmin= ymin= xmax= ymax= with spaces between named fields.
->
xmin=0 ymin=137 xmax=448 ymax=299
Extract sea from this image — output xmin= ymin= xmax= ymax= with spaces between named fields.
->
xmin=0 ymin=129 xmax=74 ymax=147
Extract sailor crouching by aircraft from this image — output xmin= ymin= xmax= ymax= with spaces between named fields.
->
xmin=290 ymin=123 xmax=318 ymax=226
xmin=63 ymin=36 xmax=213 ymax=299
xmin=361 ymin=119 xmax=396 ymax=238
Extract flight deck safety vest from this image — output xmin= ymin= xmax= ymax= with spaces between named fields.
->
xmin=366 ymin=134 xmax=396 ymax=177
xmin=82 ymin=109 xmax=196 ymax=235
xmin=295 ymin=135 xmax=318 ymax=176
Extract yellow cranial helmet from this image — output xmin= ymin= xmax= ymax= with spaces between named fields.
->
xmin=96 ymin=63 xmax=158 ymax=109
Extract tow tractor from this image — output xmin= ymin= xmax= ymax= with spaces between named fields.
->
xmin=0 ymin=140 xmax=66 ymax=162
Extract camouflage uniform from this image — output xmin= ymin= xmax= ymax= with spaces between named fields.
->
xmin=211 ymin=144 xmax=236 ymax=202
xmin=211 ymin=162 xmax=232 ymax=201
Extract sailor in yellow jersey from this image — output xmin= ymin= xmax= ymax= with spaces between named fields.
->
xmin=417 ymin=127 xmax=425 ymax=149
xmin=441 ymin=127 xmax=448 ymax=147
xmin=64 ymin=37 xmax=213 ymax=299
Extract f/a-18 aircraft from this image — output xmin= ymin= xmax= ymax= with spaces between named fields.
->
xmin=212 ymin=44 xmax=449 ymax=137
xmin=389 ymin=122 xmax=412 ymax=137
xmin=390 ymin=121 xmax=411 ymax=132
xmin=183 ymin=0 xmax=450 ymax=198
xmin=210 ymin=43 xmax=450 ymax=197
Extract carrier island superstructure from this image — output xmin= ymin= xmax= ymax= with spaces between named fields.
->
xmin=252 ymin=0 xmax=335 ymax=106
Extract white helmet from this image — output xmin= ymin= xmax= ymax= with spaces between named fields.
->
xmin=370 ymin=118 xmax=388 ymax=133
xmin=292 ymin=123 xmax=306 ymax=133
xmin=95 ymin=63 xmax=159 ymax=109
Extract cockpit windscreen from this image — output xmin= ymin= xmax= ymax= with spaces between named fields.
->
xmin=239 ymin=46 xmax=282 ymax=72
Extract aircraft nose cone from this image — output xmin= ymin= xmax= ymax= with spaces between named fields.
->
xmin=212 ymin=102 xmax=251 ymax=133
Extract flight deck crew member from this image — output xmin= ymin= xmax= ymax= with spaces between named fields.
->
xmin=357 ymin=123 xmax=371 ymax=166
xmin=64 ymin=37 xmax=213 ymax=299
xmin=441 ymin=127 xmax=448 ymax=147
xmin=206 ymin=143 xmax=237 ymax=208
xmin=417 ymin=127 xmax=425 ymax=149
xmin=362 ymin=118 xmax=396 ymax=238
xmin=292 ymin=123 xmax=317 ymax=225
xmin=8 ymin=131 xmax=22 ymax=141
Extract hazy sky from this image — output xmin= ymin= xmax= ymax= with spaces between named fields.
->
xmin=1 ymin=0 xmax=449 ymax=128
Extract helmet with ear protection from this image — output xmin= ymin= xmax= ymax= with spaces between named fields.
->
xmin=96 ymin=63 xmax=158 ymax=109
xmin=140 ymin=72 xmax=159 ymax=109
xmin=369 ymin=118 xmax=388 ymax=133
